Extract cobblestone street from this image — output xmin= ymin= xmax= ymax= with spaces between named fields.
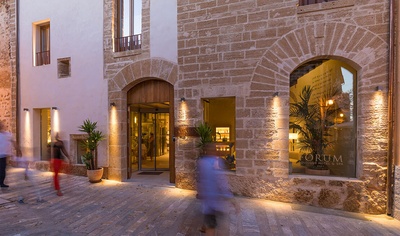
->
xmin=0 ymin=167 xmax=399 ymax=236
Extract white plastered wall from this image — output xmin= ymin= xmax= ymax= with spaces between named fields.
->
xmin=19 ymin=0 xmax=107 ymax=165
xmin=149 ymin=0 xmax=177 ymax=63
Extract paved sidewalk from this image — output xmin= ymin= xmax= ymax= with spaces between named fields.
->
xmin=1 ymin=167 xmax=400 ymax=236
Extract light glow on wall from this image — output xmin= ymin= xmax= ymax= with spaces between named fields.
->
xmin=110 ymin=105 xmax=119 ymax=149
xmin=23 ymin=110 xmax=32 ymax=156
xmin=52 ymin=109 xmax=60 ymax=139
xmin=272 ymin=95 xmax=281 ymax=122
xmin=372 ymin=90 xmax=384 ymax=127
xmin=272 ymin=95 xmax=283 ymax=142
xmin=180 ymin=102 xmax=188 ymax=124
xmin=178 ymin=99 xmax=189 ymax=140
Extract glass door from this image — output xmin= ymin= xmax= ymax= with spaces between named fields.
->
xmin=155 ymin=113 xmax=169 ymax=169
xmin=140 ymin=112 xmax=169 ymax=170
xmin=129 ymin=111 xmax=140 ymax=173
xmin=129 ymin=109 xmax=169 ymax=172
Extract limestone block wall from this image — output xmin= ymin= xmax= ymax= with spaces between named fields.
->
xmin=103 ymin=0 xmax=151 ymax=181
xmin=394 ymin=166 xmax=400 ymax=220
xmin=104 ymin=0 xmax=179 ymax=181
xmin=175 ymin=0 xmax=390 ymax=214
xmin=0 ymin=0 xmax=16 ymax=134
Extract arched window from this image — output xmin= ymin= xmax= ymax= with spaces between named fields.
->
xmin=289 ymin=59 xmax=356 ymax=177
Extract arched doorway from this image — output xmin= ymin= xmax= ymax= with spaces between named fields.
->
xmin=127 ymin=79 xmax=174 ymax=180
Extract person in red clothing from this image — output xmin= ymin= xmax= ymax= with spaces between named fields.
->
xmin=49 ymin=133 xmax=71 ymax=196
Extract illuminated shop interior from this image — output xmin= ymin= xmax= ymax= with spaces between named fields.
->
xmin=203 ymin=97 xmax=236 ymax=170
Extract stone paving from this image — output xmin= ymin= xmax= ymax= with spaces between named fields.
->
xmin=1 ymin=167 xmax=400 ymax=236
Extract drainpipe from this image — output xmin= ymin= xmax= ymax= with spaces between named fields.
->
xmin=386 ymin=0 xmax=395 ymax=216
xmin=15 ymin=0 xmax=21 ymax=149
xmin=395 ymin=0 xmax=400 ymax=169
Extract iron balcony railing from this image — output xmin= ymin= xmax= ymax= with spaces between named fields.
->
xmin=36 ymin=50 xmax=50 ymax=66
xmin=114 ymin=34 xmax=142 ymax=52
xmin=299 ymin=0 xmax=336 ymax=6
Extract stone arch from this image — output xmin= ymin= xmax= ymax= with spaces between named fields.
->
xmin=251 ymin=22 xmax=387 ymax=94
xmin=107 ymin=58 xmax=178 ymax=181
xmin=109 ymin=58 xmax=178 ymax=93
xmin=249 ymin=22 xmax=388 ymax=178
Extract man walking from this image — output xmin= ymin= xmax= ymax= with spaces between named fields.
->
xmin=0 ymin=120 xmax=22 ymax=188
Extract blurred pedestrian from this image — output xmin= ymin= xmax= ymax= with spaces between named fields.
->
xmin=0 ymin=120 xmax=22 ymax=188
xmin=49 ymin=133 xmax=71 ymax=196
xmin=197 ymin=153 xmax=232 ymax=235
xmin=16 ymin=156 xmax=43 ymax=204
xmin=147 ymin=133 xmax=155 ymax=160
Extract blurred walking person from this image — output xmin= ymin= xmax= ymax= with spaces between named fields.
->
xmin=0 ymin=120 xmax=22 ymax=188
xmin=197 ymin=153 xmax=232 ymax=235
xmin=49 ymin=133 xmax=71 ymax=196
xmin=16 ymin=156 xmax=43 ymax=203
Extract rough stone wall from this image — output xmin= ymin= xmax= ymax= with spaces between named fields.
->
xmin=103 ymin=0 xmax=151 ymax=82
xmin=0 ymin=0 xmax=16 ymax=134
xmin=394 ymin=166 xmax=400 ymax=220
xmin=176 ymin=0 xmax=390 ymax=214
xmin=104 ymin=0 xmax=178 ymax=181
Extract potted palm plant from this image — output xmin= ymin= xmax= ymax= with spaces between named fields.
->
xmin=194 ymin=122 xmax=213 ymax=155
xmin=78 ymin=119 xmax=105 ymax=183
xmin=289 ymin=86 xmax=340 ymax=175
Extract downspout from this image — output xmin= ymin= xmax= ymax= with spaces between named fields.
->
xmin=395 ymin=0 xmax=400 ymax=169
xmin=15 ymin=0 xmax=20 ymax=149
xmin=386 ymin=0 xmax=395 ymax=216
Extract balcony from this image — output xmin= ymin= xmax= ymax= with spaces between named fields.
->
xmin=36 ymin=51 xmax=50 ymax=66
xmin=114 ymin=34 xmax=141 ymax=52
xmin=299 ymin=0 xmax=336 ymax=6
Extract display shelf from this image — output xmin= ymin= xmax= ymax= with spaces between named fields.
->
xmin=216 ymin=127 xmax=230 ymax=142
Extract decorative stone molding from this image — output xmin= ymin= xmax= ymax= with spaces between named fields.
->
xmin=107 ymin=58 xmax=178 ymax=181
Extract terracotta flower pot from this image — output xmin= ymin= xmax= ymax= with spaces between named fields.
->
xmin=87 ymin=167 xmax=103 ymax=183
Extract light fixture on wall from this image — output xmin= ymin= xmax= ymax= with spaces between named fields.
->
xmin=289 ymin=133 xmax=298 ymax=140
xmin=51 ymin=107 xmax=57 ymax=110
xmin=273 ymin=92 xmax=279 ymax=97
xmin=180 ymin=97 xmax=186 ymax=102
xmin=23 ymin=108 xmax=29 ymax=112
xmin=110 ymin=102 xmax=116 ymax=107
xmin=375 ymin=86 xmax=382 ymax=91
xmin=289 ymin=132 xmax=298 ymax=152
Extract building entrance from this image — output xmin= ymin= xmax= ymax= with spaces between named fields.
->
xmin=129 ymin=108 xmax=169 ymax=172
xmin=126 ymin=79 xmax=175 ymax=182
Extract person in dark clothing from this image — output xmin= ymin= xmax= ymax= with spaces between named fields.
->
xmin=147 ymin=133 xmax=155 ymax=160
xmin=0 ymin=120 xmax=22 ymax=188
xmin=49 ymin=133 xmax=71 ymax=196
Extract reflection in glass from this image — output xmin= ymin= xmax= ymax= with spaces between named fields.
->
xmin=289 ymin=59 xmax=356 ymax=177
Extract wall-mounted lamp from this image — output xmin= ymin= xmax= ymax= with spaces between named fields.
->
xmin=51 ymin=107 xmax=57 ymax=110
xmin=180 ymin=97 xmax=186 ymax=102
xmin=289 ymin=133 xmax=298 ymax=140
xmin=23 ymin=108 xmax=29 ymax=112
xmin=110 ymin=102 xmax=116 ymax=107
xmin=273 ymin=92 xmax=279 ymax=97
xmin=375 ymin=86 xmax=382 ymax=91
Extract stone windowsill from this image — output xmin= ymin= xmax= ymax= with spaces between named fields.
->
xmin=113 ymin=49 xmax=142 ymax=59
xmin=289 ymin=173 xmax=362 ymax=182
xmin=297 ymin=0 xmax=355 ymax=14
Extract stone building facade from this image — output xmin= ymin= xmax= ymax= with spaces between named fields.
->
xmin=4 ymin=0 xmax=400 ymax=218
xmin=173 ymin=0 xmax=391 ymax=214
xmin=102 ymin=0 xmax=398 ymax=215
xmin=0 ymin=0 xmax=17 ymax=134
